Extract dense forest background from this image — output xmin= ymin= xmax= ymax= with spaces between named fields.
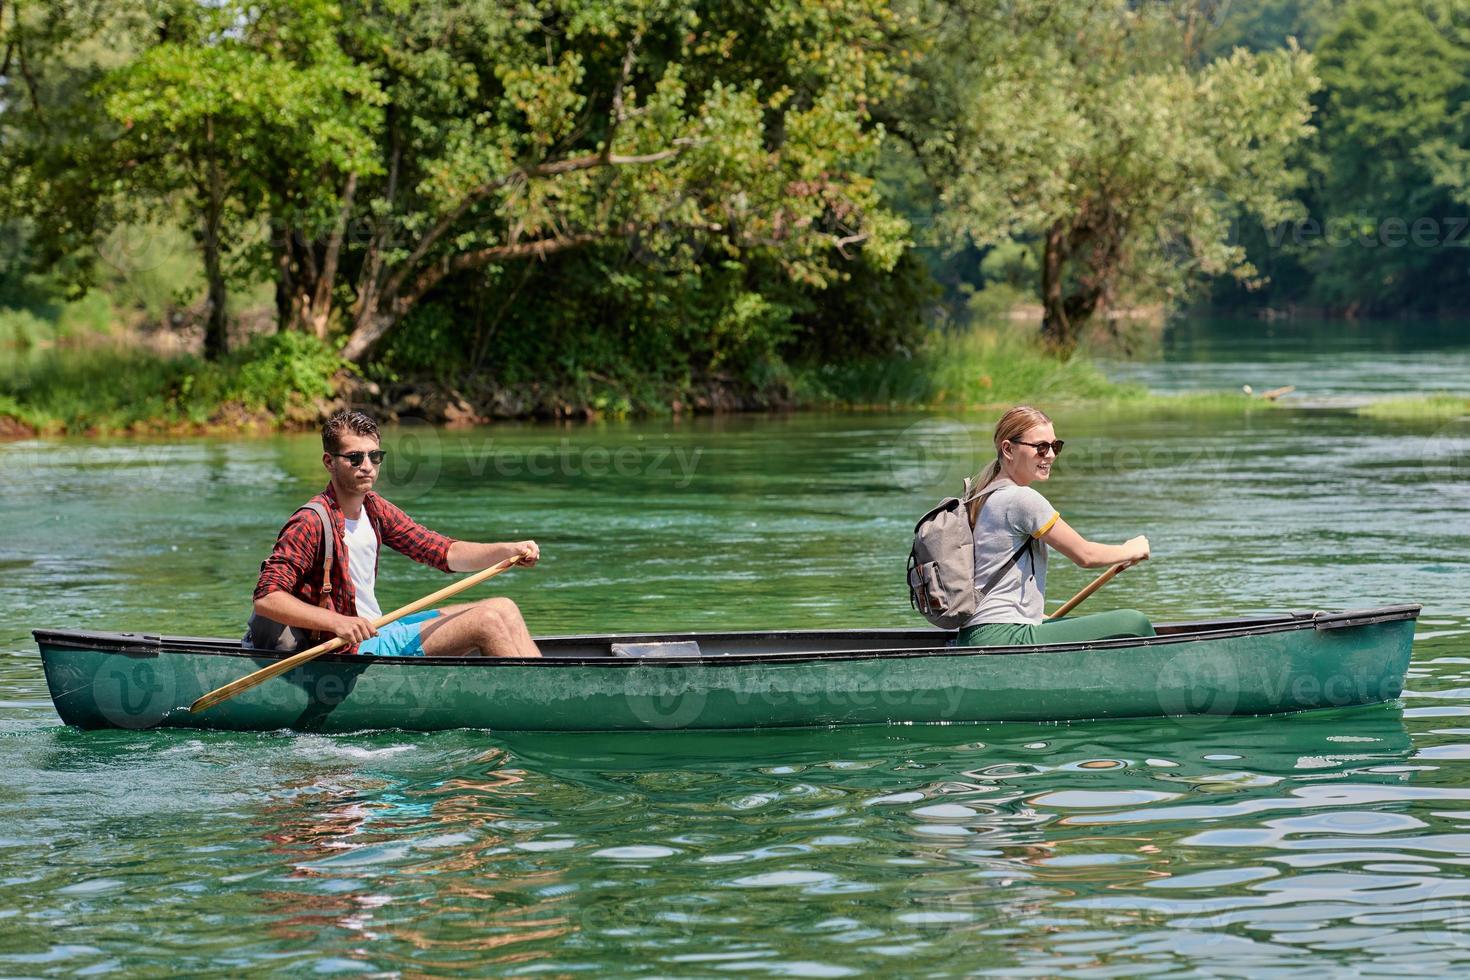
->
xmin=2 ymin=0 xmax=1467 ymax=424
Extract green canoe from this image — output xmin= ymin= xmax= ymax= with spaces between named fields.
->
xmin=34 ymin=605 xmax=1418 ymax=733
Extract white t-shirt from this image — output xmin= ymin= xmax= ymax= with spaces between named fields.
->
xmin=964 ymin=482 xmax=1060 ymax=626
xmin=342 ymin=510 xmax=382 ymax=620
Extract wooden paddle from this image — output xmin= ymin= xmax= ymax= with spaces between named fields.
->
xmin=1045 ymin=558 xmax=1142 ymax=621
xmin=190 ymin=553 xmax=527 ymax=714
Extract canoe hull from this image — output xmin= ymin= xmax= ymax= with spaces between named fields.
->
xmin=35 ymin=607 xmax=1418 ymax=732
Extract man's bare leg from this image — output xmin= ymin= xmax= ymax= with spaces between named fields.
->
xmin=416 ymin=597 xmax=541 ymax=658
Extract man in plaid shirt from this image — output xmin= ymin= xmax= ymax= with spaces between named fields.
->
xmin=253 ymin=409 xmax=542 ymax=657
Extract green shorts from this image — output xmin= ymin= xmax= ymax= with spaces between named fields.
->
xmin=957 ymin=609 xmax=1155 ymax=647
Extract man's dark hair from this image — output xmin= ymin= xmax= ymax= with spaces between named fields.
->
xmin=322 ymin=409 xmax=380 ymax=453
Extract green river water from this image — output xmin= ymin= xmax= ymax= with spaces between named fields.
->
xmin=2 ymin=318 xmax=1469 ymax=976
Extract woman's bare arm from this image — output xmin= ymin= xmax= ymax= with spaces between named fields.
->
xmin=1040 ymin=517 xmax=1150 ymax=569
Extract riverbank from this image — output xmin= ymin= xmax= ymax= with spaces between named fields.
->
xmin=0 ymin=331 xmax=339 ymax=438
xmin=2 ymin=326 xmax=1465 ymax=439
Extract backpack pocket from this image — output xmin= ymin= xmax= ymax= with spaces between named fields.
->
xmin=908 ymin=560 xmax=946 ymax=616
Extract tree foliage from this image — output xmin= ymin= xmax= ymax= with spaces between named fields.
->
xmin=1203 ymin=0 xmax=1470 ymax=315
xmin=330 ymin=0 xmax=909 ymax=362
xmin=895 ymin=0 xmax=1318 ymax=352
xmin=104 ymin=0 xmax=382 ymax=357
xmin=6 ymin=0 xmax=912 ymax=363
xmin=1307 ymin=0 xmax=1470 ymax=312
xmin=12 ymin=0 xmax=1410 ymax=391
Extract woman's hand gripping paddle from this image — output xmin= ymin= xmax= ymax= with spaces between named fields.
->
xmin=1046 ymin=558 xmax=1144 ymax=621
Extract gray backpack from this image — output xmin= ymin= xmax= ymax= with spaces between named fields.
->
xmin=907 ymin=478 xmax=1034 ymax=629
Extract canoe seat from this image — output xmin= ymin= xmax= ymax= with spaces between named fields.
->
xmin=610 ymin=640 xmax=703 ymax=659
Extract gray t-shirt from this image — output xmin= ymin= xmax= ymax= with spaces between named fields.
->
xmin=964 ymin=482 xmax=1060 ymax=626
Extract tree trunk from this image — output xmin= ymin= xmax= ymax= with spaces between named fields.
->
xmin=202 ymin=224 xmax=228 ymax=359
xmin=271 ymin=225 xmax=324 ymax=335
xmin=1062 ymin=284 xmax=1106 ymax=331
xmin=201 ymin=120 xmax=229 ymax=360
xmin=342 ymin=303 xmax=391 ymax=363
xmin=202 ymin=234 xmax=228 ymax=360
xmin=273 ymin=233 xmax=293 ymax=331
xmin=340 ymin=229 xmax=606 ymax=363
xmin=1040 ymin=220 xmax=1076 ymax=355
xmin=305 ymin=172 xmax=356 ymax=341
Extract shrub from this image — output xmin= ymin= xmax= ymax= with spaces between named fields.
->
xmin=0 ymin=331 xmax=347 ymax=433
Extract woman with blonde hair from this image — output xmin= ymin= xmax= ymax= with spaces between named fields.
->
xmin=958 ymin=405 xmax=1154 ymax=646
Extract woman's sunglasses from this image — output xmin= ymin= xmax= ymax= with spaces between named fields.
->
xmin=1010 ymin=439 xmax=1065 ymax=458
xmin=332 ymin=450 xmax=388 ymax=466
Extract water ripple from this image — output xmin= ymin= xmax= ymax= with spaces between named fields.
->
xmin=3 ymin=400 xmax=1470 ymax=973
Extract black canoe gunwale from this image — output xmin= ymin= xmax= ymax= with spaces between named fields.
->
xmin=33 ymin=603 xmax=1421 ymax=669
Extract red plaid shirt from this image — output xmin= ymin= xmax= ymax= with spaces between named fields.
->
xmin=254 ymin=485 xmax=457 ymax=622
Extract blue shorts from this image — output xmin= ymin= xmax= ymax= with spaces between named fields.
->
xmin=358 ymin=610 xmax=442 ymax=657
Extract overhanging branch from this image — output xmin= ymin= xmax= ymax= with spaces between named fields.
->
xmin=377 ymin=138 xmax=698 ymax=308
xmin=399 ymin=225 xmax=634 ymax=311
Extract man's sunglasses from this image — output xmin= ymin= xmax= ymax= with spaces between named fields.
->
xmin=332 ymin=450 xmax=388 ymax=466
xmin=1010 ymin=439 xmax=1065 ymax=458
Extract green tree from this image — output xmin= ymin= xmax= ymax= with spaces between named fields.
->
xmin=1308 ymin=0 xmax=1470 ymax=313
xmin=3 ymin=0 xmax=382 ymax=359
xmin=894 ymin=0 xmax=1318 ymax=352
xmin=6 ymin=0 xmax=917 ymax=380
xmin=315 ymin=0 xmax=908 ymax=363
xmin=102 ymin=0 xmax=380 ymax=358
xmin=1 ymin=1 xmax=146 ymax=304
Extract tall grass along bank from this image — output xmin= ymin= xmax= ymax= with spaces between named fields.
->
xmin=0 ymin=332 xmax=343 ymax=436
xmin=0 ymin=326 xmax=1298 ymax=438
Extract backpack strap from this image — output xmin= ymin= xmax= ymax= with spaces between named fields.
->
xmin=962 ymin=477 xmax=1011 ymax=529
xmin=297 ymin=501 xmax=334 ymax=604
xmin=977 ymin=536 xmax=1034 ymax=599
xmin=963 ymin=479 xmax=1036 ymax=600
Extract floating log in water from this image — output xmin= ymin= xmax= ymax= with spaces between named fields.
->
xmin=1241 ymin=384 xmax=1296 ymax=401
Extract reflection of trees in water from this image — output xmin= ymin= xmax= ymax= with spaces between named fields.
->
xmin=249 ymin=747 xmax=572 ymax=969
